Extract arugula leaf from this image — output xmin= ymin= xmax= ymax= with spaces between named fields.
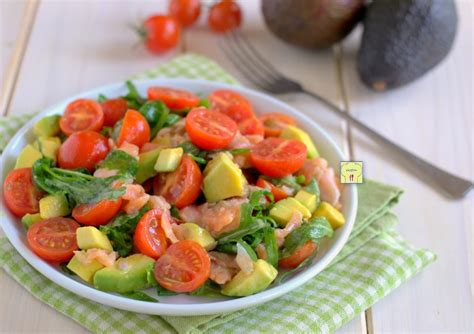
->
xmin=228 ymin=148 xmax=250 ymax=155
xmin=263 ymin=228 xmax=278 ymax=268
xmin=100 ymin=207 xmax=148 ymax=256
xmin=275 ymin=252 xmax=317 ymax=285
xmin=60 ymin=263 xmax=75 ymax=276
xmin=189 ymin=281 xmax=223 ymax=297
xmin=156 ymin=285 xmax=178 ymax=296
xmin=170 ymin=205 xmax=181 ymax=219
xmin=215 ymin=242 xmax=237 ymax=254
xmin=280 ymin=217 xmax=333 ymax=258
xmin=97 ymin=150 xmax=138 ymax=177
xmin=119 ymin=291 xmax=158 ymax=302
xmin=123 ymin=80 xmax=145 ymax=109
xmin=304 ymin=178 xmax=321 ymax=208
xmin=97 ymin=94 xmax=108 ymax=103
xmin=262 ymin=175 xmax=304 ymax=192
xmin=164 ymin=113 xmax=181 ymax=127
xmin=198 ymin=98 xmax=211 ymax=108
xmin=139 ymin=100 xmax=170 ymax=138
xmin=237 ymin=240 xmax=258 ymax=261
xmin=32 ymin=158 xmax=125 ymax=205
xmin=177 ymin=142 xmax=251 ymax=166
xmin=100 ymin=126 xmax=112 ymax=137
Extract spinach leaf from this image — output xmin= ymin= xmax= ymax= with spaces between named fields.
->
xmin=100 ymin=207 xmax=148 ymax=256
xmin=97 ymin=94 xmax=108 ymax=103
xmin=280 ymin=217 xmax=333 ymax=258
xmin=123 ymin=80 xmax=145 ymax=109
xmin=189 ymin=281 xmax=223 ymax=297
xmin=97 ymin=150 xmax=138 ymax=177
xmin=263 ymin=228 xmax=278 ymax=268
xmin=119 ymin=291 xmax=158 ymax=302
xmin=32 ymin=158 xmax=125 ymax=205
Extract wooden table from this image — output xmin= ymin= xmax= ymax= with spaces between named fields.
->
xmin=1 ymin=0 xmax=472 ymax=332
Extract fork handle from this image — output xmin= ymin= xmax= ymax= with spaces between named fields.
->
xmin=301 ymin=88 xmax=473 ymax=199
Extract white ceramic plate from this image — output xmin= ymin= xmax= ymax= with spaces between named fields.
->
xmin=0 ymin=78 xmax=357 ymax=316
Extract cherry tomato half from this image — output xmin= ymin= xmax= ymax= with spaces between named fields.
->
xmin=256 ymin=177 xmax=289 ymax=202
xmin=133 ymin=209 xmax=168 ymax=259
xmin=208 ymin=0 xmax=242 ymax=33
xmin=116 ymin=110 xmax=150 ymax=148
xmin=208 ymin=89 xmax=254 ymax=123
xmin=238 ymin=116 xmax=264 ymax=136
xmin=250 ymin=137 xmax=307 ymax=177
xmin=101 ymin=98 xmax=128 ymax=127
xmin=27 ymin=217 xmax=80 ymax=262
xmin=185 ymin=107 xmax=237 ymax=150
xmin=278 ymin=241 xmax=317 ymax=269
xmin=169 ymin=0 xmax=201 ymax=27
xmin=3 ymin=168 xmax=42 ymax=217
xmin=58 ymin=130 xmax=109 ymax=171
xmin=59 ymin=99 xmax=104 ymax=136
xmin=142 ymin=15 xmax=181 ymax=54
xmin=72 ymin=198 xmax=123 ymax=226
xmin=153 ymin=154 xmax=202 ymax=209
xmin=147 ymin=87 xmax=200 ymax=110
xmin=153 ymin=240 xmax=210 ymax=292
xmin=259 ymin=112 xmax=297 ymax=137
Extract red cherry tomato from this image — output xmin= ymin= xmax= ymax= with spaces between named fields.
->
xmin=116 ymin=110 xmax=150 ymax=148
xmin=238 ymin=116 xmax=264 ymax=136
xmin=208 ymin=0 xmax=242 ymax=33
xmin=72 ymin=198 xmax=123 ymax=226
xmin=153 ymin=154 xmax=202 ymax=209
xmin=153 ymin=240 xmax=210 ymax=292
xmin=169 ymin=0 xmax=201 ymax=27
xmin=101 ymin=98 xmax=128 ymax=127
xmin=278 ymin=241 xmax=317 ymax=269
xmin=250 ymin=137 xmax=307 ymax=177
xmin=27 ymin=217 xmax=80 ymax=262
xmin=3 ymin=168 xmax=42 ymax=217
xmin=256 ymin=177 xmax=289 ymax=201
xmin=58 ymin=131 xmax=109 ymax=171
xmin=185 ymin=107 xmax=237 ymax=150
xmin=147 ymin=87 xmax=200 ymax=110
xmin=142 ymin=15 xmax=181 ymax=54
xmin=259 ymin=112 xmax=297 ymax=137
xmin=59 ymin=99 xmax=104 ymax=136
xmin=208 ymin=89 xmax=254 ymax=123
xmin=133 ymin=209 xmax=168 ymax=259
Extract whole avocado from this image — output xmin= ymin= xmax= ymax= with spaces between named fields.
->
xmin=261 ymin=0 xmax=364 ymax=49
xmin=357 ymin=0 xmax=458 ymax=91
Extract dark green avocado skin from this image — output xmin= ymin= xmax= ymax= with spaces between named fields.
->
xmin=357 ymin=0 xmax=457 ymax=91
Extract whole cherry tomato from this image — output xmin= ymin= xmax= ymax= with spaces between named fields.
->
xmin=169 ymin=0 xmax=201 ymax=27
xmin=208 ymin=0 xmax=242 ymax=33
xmin=140 ymin=15 xmax=181 ymax=54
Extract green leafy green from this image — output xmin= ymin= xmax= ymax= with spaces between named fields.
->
xmin=275 ymin=252 xmax=317 ymax=285
xmin=263 ymin=175 xmax=305 ymax=192
xmin=122 ymin=80 xmax=145 ymax=109
xmin=237 ymin=240 xmax=257 ymax=261
xmin=32 ymin=158 xmax=125 ymax=206
xmin=170 ymin=205 xmax=181 ymax=219
xmin=228 ymin=148 xmax=250 ymax=155
xmin=280 ymin=217 xmax=333 ymax=258
xmin=100 ymin=126 xmax=112 ymax=137
xmin=100 ymin=207 xmax=148 ymax=256
xmin=139 ymin=100 xmax=171 ymax=138
xmin=263 ymin=228 xmax=278 ymax=268
xmin=198 ymin=98 xmax=211 ymax=108
xmin=304 ymin=178 xmax=321 ymax=208
xmin=97 ymin=94 xmax=108 ymax=103
xmin=119 ymin=291 xmax=158 ymax=302
xmin=59 ymin=263 xmax=75 ymax=276
xmin=156 ymin=285 xmax=178 ymax=296
xmin=189 ymin=281 xmax=223 ymax=297
xmin=97 ymin=150 xmax=138 ymax=177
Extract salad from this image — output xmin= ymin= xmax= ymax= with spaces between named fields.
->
xmin=2 ymin=82 xmax=345 ymax=300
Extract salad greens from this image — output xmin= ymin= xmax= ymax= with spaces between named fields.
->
xmin=119 ymin=291 xmax=158 ymax=302
xmin=97 ymin=150 xmax=138 ymax=177
xmin=122 ymin=80 xmax=145 ymax=109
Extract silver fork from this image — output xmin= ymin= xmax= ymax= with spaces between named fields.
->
xmin=219 ymin=29 xmax=473 ymax=199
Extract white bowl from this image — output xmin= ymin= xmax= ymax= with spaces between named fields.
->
xmin=0 ymin=78 xmax=357 ymax=316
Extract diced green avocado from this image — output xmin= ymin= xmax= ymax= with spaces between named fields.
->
xmin=135 ymin=148 xmax=161 ymax=184
xmin=33 ymin=137 xmax=61 ymax=162
xmin=21 ymin=213 xmax=42 ymax=230
xmin=294 ymin=189 xmax=318 ymax=214
xmin=178 ymin=223 xmax=216 ymax=250
xmin=221 ymin=259 xmax=278 ymax=297
xmin=269 ymin=197 xmax=311 ymax=227
xmin=33 ymin=115 xmax=61 ymax=137
xmin=67 ymin=253 xmax=104 ymax=283
xmin=93 ymin=254 xmax=155 ymax=293
xmin=77 ymin=226 xmax=113 ymax=251
xmin=154 ymin=147 xmax=184 ymax=172
xmin=14 ymin=144 xmax=43 ymax=169
xmin=39 ymin=193 xmax=70 ymax=219
xmin=203 ymin=153 xmax=248 ymax=202
xmin=280 ymin=125 xmax=319 ymax=158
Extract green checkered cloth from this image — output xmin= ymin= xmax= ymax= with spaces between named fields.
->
xmin=0 ymin=54 xmax=436 ymax=334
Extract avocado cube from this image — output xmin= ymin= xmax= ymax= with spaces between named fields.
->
xmin=313 ymin=201 xmax=345 ymax=229
xmin=222 ymin=259 xmax=278 ymax=297
xmin=154 ymin=147 xmax=183 ymax=172
xmin=269 ymin=197 xmax=311 ymax=227
xmin=21 ymin=213 xmax=42 ymax=230
xmin=14 ymin=144 xmax=43 ymax=169
xmin=39 ymin=193 xmax=70 ymax=219
xmin=33 ymin=137 xmax=61 ymax=162
xmin=93 ymin=254 xmax=155 ymax=293
xmin=136 ymin=148 xmax=161 ymax=184
xmin=67 ymin=253 xmax=104 ymax=283
xmin=294 ymin=189 xmax=318 ymax=214
xmin=178 ymin=223 xmax=216 ymax=250
xmin=203 ymin=153 xmax=248 ymax=202
xmin=280 ymin=125 xmax=319 ymax=158
xmin=33 ymin=115 xmax=61 ymax=137
xmin=77 ymin=226 xmax=113 ymax=251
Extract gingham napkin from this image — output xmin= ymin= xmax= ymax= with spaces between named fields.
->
xmin=0 ymin=54 xmax=436 ymax=334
